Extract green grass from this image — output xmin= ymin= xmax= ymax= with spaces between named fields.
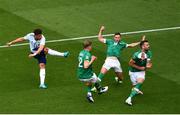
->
xmin=0 ymin=0 xmax=180 ymax=113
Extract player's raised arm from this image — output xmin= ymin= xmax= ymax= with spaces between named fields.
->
xmin=6 ymin=37 xmax=25 ymax=46
xmin=127 ymin=35 xmax=146 ymax=48
xmin=84 ymin=56 xmax=97 ymax=69
xmin=129 ymin=59 xmax=145 ymax=71
xmin=98 ymin=26 xmax=106 ymax=43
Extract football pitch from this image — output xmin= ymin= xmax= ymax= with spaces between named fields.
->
xmin=0 ymin=0 xmax=180 ymax=114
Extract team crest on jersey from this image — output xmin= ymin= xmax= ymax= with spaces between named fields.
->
xmin=138 ymin=52 xmax=147 ymax=60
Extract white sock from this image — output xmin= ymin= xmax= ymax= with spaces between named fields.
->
xmin=87 ymin=92 xmax=92 ymax=97
xmin=48 ymin=48 xmax=64 ymax=57
xmin=40 ymin=69 xmax=46 ymax=85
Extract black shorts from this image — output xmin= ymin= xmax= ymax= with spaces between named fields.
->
xmin=32 ymin=48 xmax=47 ymax=64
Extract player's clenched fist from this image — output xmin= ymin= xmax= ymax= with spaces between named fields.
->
xmin=91 ymin=55 xmax=97 ymax=61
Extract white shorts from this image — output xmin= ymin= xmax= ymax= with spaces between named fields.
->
xmin=102 ymin=57 xmax=122 ymax=72
xmin=79 ymin=73 xmax=98 ymax=83
xmin=129 ymin=71 xmax=145 ymax=85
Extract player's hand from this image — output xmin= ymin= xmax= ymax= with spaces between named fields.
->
xmin=91 ymin=55 xmax=97 ymax=61
xmin=141 ymin=35 xmax=146 ymax=41
xmin=139 ymin=66 xmax=146 ymax=71
xmin=6 ymin=42 xmax=12 ymax=47
xmin=146 ymin=63 xmax=152 ymax=69
xmin=28 ymin=53 xmax=36 ymax=58
xmin=100 ymin=26 xmax=105 ymax=31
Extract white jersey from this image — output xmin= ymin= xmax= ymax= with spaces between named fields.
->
xmin=24 ymin=33 xmax=46 ymax=53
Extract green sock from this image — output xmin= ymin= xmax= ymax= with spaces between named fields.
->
xmin=129 ymin=83 xmax=143 ymax=98
xmin=98 ymin=73 xmax=105 ymax=81
xmin=129 ymin=89 xmax=138 ymax=98
xmin=87 ymin=85 xmax=92 ymax=92
xmin=94 ymin=82 xmax=101 ymax=91
xmin=135 ymin=83 xmax=142 ymax=89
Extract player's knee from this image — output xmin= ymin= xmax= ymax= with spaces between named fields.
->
xmin=44 ymin=48 xmax=49 ymax=54
xmin=137 ymin=78 xmax=144 ymax=83
xmin=39 ymin=63 xmax=45 ymax=69
xmin=101 ymin=67 xmax=108 ymax=74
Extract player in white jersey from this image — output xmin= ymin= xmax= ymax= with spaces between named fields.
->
xmin=7 ymin=29 xmax=69 ymax=89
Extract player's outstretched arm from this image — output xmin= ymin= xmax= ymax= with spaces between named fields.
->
xmin=129 ymin=59 xmax=145 ymax=71
xmin=127 ymin=35 xmax=146 ymax=48
xmin=98 ymin=26 xmax=106 ymax=43
xmin=7 ymin=37 xmax=25 ymax=46
xmin=84 ymin=56 xmax=97 ymax=69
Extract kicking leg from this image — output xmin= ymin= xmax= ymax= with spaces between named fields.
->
xmin=91 ymin=72 xmax=108 ymax=94
xmin=45 ymin=48 xmax=69 ymax=57
xmin=94 ymin=67 xmax=108 ymax=91
xmin=98 ymin=67 xmax=108 ymax=82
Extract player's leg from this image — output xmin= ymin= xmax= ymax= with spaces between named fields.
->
xmin=85 ymin=82 xmax=94 ymax=103
xmin=94 ymin=67 xmax=108 ymax=93
xmin=114 ymin=72 xmax=123 ymax=84
xmin=126 ymin=72 xmax=145 ymax=105
xmin=33 ymin=49 xmax=47 ymax=89
xmin=130 ymin=78 xmax=144 ymax=97
xmin=125 ymin=71 xmax=137 ymax=105
xmin=114 ymin=60 xmax=123 ymax=83
xmin=91 ymin=73 xmax=108 ymax=94
xmin=95 ymin=59 xmax=110 ymax=93
xmin=44 ymin=47 xmax=69 ymax=57
xmin=98 ymin=67 xmax=108 ymax=81
xmin=131 ymin=72 xmax=145 ymax=96
xmin=39 ymin=63 xmax=47 ymax=89
xmin=97 ymin=58 xmax=112 ymax=81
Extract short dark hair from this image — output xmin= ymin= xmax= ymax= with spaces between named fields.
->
xmin=114 ymin=32 xmax=121 ymax=36
xmin=140 ymin=40 xmax=149 ymax=48
xmin=33 ymin=29 xmax=42 ymax=35
xmin=83 ymin=40 xmax=92 ymax=48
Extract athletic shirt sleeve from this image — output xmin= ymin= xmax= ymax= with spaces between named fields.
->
xmin=104 ymin=39 xmax=111 ymax=45
xmin=85 ymin=53 xmax=91 ymax=61
xmin=132 ymin=52 xmax=138 ymax=60
xmin=120 ymin=41 xmax=128 ymax=49
xmin=147 ymin=51 xmax=152 ymax=61
xmin=23 ymin=33 xmax=31 ymax=41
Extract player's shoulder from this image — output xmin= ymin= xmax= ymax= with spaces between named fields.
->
xmin=41 ymin=35 xmax=46 ymax=39
xmin=79 ymin=50 xmax=90 ymax=56
xmin=24 ymin=33 xmax=34 ymax=40
xmin=146 ymin=50 xmax=152 ymax=57
xmin=105 ymin=38 xmax=113 ymax=42
xmin=146 ymin=50 xmax=152 ymax=54
xmin=119 ymin=40 xmax=127 ymax=44
xmin=133 ymin=50 xmax=141 ymax=57
xmin=26 ymin=33 xmax=34 ymax=37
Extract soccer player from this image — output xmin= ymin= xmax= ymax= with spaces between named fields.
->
xmin=7 ymin=29 xmax=69 ymax=89
xmin=125 ymin=40 xmax=152 ymax=106
xmin=97 ymin=26 xmax=145 ymax=84
xmin=77 ymin=40 xmax=108 ymax=103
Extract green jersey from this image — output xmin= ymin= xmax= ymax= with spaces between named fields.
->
xmin=105 ymin=38 xmax=128 ymax=58
xmin=77 ymin=50 xmax=93 ymax=79
xmin=129 ymin=50 xmax=152 ymax=72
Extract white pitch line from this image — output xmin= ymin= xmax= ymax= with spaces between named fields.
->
xmin=0 ymin=26 xmax=180 ymax=48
